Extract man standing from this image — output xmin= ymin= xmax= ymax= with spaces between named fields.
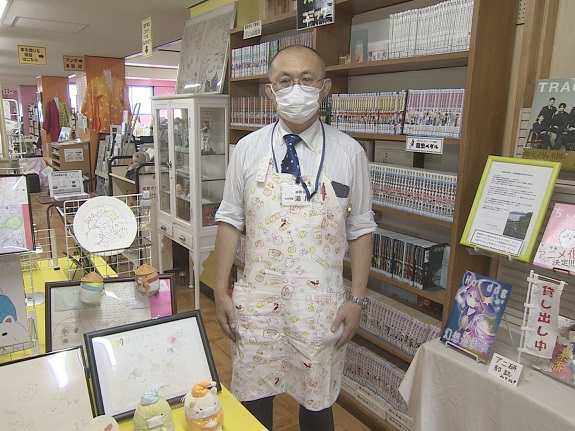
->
xmin=213 ymin=45 xmax=376 ymax=431
xmin=538 ymin=97 xmax=556 ymax=130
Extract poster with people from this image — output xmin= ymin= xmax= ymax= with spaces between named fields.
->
xmin=522 ymin=78 xmax=575 ymax=171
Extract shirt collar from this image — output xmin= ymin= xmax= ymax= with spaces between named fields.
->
xmin=278 ymin=118 xmax=321 ymax=151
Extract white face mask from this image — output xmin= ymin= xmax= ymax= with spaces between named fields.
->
xmin=273 ymin=84 xmax=321 ymax=124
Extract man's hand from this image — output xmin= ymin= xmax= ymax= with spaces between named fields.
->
xmin=215 ymin=292 xmax=237 ymax=342
xmin=331 ymin=300 xmax=362 ymax=348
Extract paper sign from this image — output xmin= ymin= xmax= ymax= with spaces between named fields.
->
xmin=406 ymin=136 xmax=444 ymax=154
xmin=243 ymin=21 xmax=262 ymax=39
xmin=63 ymin=55 xmax=85 ymax=71
xmin=488 ymin=353 xmax=523 ymax=387
xmin=142 ymin=17 xmax=152 ymax=58
xmin=17 ymin=45 xmax=47 ymax=65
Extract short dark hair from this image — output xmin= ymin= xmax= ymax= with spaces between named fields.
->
xmin=549 ymin=97 xmax=556 ymax=102
xmin=559 ymin=102 xmax=567 ymax=109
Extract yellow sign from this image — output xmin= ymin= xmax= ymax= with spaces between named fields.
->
xmin=142 ymin=17 xmax=152 ymax=58
xmin=17 ymin=45 xmax=47 ymax=65
xmin=522 ymin=148 xmax=575 ymax=171
xmin=63 ymin=55 xmax=85 ymax=71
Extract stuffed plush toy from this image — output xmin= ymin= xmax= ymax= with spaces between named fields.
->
xmin=183 ymin=381 xmax=224 ymax=431
xmin=133 ymin=387 xmax=174 ymax=431
xmin=126 ymin=151 xmax=150 ymax=180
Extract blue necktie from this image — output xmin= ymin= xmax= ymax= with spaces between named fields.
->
xmin=281 ymin=134 xmax=302 ymax=178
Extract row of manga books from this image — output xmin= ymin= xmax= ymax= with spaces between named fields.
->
xmin=389 ymin=0 xmax=474 ymax=59
xmin=371 ymin=228 xmax=447 ymax=290
xmin=370 ymin=163 xmax=457 ymax=222
xmin=347 ymin=283 xmax=442 ymax=357
xmin=343 ymin=341 xmax=410 ymax=416
xmin=403 ymin=88 xmax=464 ymax=138
xmin=230 ymin=88 xmax=464 ymax=139
xmin=230 ymin=31 xmax=313 ymax=79
xmin=329 ymin=91 xmax=407 ymax=135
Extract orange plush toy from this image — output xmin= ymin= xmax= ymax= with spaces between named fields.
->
xmin=183 ymin=381 xmax=223 ymax=431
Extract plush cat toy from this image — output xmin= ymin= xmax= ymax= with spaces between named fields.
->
xmin=133 ymin=387 xmax=174 ymax=431
xmin=183 ymin=381 xmax=223 ymax=431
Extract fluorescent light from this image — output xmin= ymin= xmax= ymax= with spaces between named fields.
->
xmin=0 ymin=0 xmax=11 ymax=24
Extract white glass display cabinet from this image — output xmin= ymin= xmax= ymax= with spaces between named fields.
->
xmin=152 ymin=94 xmax=228 ymax=308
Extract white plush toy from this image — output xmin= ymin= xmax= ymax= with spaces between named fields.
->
xmin=183 ymin=381 xmax=224 ymax=431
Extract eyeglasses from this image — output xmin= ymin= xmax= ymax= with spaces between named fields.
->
xmin=269 ymin=77 xmax=325 ymax=93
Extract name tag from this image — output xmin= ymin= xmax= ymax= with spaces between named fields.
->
xmin=255 ymin=157 xmax=269 ymax=183
xmin=282 ymin=183 xmax=307 ymax=206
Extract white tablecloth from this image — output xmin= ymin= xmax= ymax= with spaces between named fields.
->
xmin=399 ymin=338 xmax=575 ymax=431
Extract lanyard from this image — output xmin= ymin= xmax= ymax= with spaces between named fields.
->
xmin=270 ymin=120 xmax=326 ymax=201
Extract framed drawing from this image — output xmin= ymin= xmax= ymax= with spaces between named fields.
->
xmin=46 ymin=274 xmax=176 ymax=354
xmin=176 ymin=2 xmax=237 ymax=94
xmin=0 ymin=175 xmax=34 ymax=254
xmin=0 ymin=253 xmax=29 ymax=350
xmin=0 ymin=346 xmax=94 ymax=429
xmin=461 ymin=156 xmax=561 ymax=262
xmin=84 ymin=310 xmax=220 ymax=420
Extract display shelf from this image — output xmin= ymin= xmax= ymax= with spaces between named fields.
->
xmin=372 ymin=205 xmax=452 ymax=229
xmin=49 ymin=140 xmax=90 ymax=174
xmin=152 ymin=94 xmax=228 ymax=308
xmin=337 ymin=389 xmax=400 ymax=431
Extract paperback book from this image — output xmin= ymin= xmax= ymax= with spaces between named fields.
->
xmin=532 ymin=203 xmax=575 ymax=274
xmin=440 ymin=270 xmax=512 ymax=362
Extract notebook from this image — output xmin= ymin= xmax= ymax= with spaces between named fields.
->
xmin=49 ymin=170 xmax=89 ymax=201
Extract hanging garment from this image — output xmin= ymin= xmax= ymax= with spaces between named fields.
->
xmin=43 ymin=99 xmax=60 ymax=142
xmin=81 ymin=74 xmax=130 ymax=133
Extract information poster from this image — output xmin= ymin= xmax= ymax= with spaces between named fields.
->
xmin=461 ymin=156 xmax=561 ymax=261
xmin=297 ymin=0 xmax=334 ymax=30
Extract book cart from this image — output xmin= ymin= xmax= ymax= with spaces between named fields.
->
xmin=228 ymin=1 xmax=518 ymax=429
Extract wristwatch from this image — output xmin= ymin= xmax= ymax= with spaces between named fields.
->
xmin=349 ymin=295 xmax=368 ymax=310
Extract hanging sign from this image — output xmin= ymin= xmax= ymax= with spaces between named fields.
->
xmin=63 ymin=55 xmax=85 ymax=71
xmin=142 ymin=17 xmax=152 ymax=58
xmin=297 ymin=0 xmax=334 ymax=30
xmin=17 ymin=45 xmax=47 ymax=65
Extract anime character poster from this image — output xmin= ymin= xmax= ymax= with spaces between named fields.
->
xmin=440 ymin=270 xmax=512 ymax=362
xmin=533 ymin=202 xmax=575 ymax=273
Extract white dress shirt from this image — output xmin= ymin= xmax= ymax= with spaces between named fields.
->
xmin=216 ymin=119 xmax=376 ymax=240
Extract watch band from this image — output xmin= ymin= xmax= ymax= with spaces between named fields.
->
xmin=349 ymin=295 xmax=368 ymax=309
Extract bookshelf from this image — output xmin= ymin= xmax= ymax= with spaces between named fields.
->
xmin=228 ymin=0 xmax=518 ymax=428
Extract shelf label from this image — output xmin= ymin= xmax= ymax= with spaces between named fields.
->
xmin=488 ymin=353 xmax=522 ymax=387
xmin=142 ymin=17 xmax=152 ymax=58
xmin=17 ymin=45 xmax=47 ymax=65
xmin=243 ymin=21 xmax=262 ymax=39
xmin=406 ymin=136 xmax=444 ymax=154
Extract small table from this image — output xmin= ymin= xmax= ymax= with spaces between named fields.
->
xmin=399 ymin=338 xmax=575 ymax=431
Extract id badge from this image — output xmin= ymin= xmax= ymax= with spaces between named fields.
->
xmin=255 ymin=157 xmax=269 ymax=183
xmin=282 ymin=183 xmax=307 ymax=206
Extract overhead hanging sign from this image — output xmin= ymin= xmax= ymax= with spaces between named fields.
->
xmin=63 ymin=55 xmax=85 ymax=71
xmin=142 ymin=17 xmax=152 ymax=58
xmin=17 ymin=45 xmax=47 ymax=65
xmin=297 ymin=0 xmax=334 ymax=30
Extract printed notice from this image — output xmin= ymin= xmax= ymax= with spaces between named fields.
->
xmin=18 ymin=45 xmax=47 ymax=65
xmin=64 ymin=148 xmax=84 ymax=162
xmin=461 ymin=156 xmax=560 ymax=261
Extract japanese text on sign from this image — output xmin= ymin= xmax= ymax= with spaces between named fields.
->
xmin=406 ymin=136 xmax=444 ymax=154
xmin=488 ymin=353 xmax=522 ymax=387
xmin=297 ymin=0 xmax=334 ymax=30
xmin=18 ymin=45 xmax=47 ymax=65
xmin=243 ymin=21 xmax=262 ymax=39
xmin=63 ymin=56 xmax=85 ymax=71
xmin=142 ymin=17 xmax=152 ymax=58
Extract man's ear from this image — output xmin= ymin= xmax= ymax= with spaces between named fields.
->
xmin=321 ymin=78 xmax=332 ymax=98
xmin=265 ymin=83 xmax=275 ymax=101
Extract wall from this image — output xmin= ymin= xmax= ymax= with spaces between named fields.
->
xmin=191 ymin=0 xmax=259 ymax=25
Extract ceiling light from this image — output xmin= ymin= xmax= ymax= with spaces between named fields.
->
xmin=0 ymin=0 xmax=11 ymax=24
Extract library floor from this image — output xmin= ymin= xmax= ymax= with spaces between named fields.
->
xmin=30 ymin=192 xmax=371 ymax=431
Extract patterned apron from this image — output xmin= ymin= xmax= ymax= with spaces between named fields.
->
xmin=231 ymin=142 xmax=349 ymax=411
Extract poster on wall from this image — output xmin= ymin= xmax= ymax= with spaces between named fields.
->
xmin=297 ymin=0 xmax=334 ymax=30
xmin=522 ymin=78 xmax=575 ymax=170
xmin=0 ymin=253 xmax=29 ymax=349
xmin=176 ymin=2 xmax=237 ymax=94
xmin=460 ymin=156 xmax=561 ymax=262
xmin=0 ymin=175 xmax=34 ymax=254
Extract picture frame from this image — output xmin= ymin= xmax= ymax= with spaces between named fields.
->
xmin=0 ymin=175 xmax=34 ymax=254
xmin=0 ymin=346 xmax=94 ymax=429
xmin=45 ymin=274 xmax=176 ymax=355
xmin=460 ymin=156 xmax=561 ymax=262
xmin=176 ymin=2 xmax=237 ymax=94
xmin=84 ymin=310 xmax=220 ymax=421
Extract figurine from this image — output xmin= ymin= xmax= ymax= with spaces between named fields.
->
xmin=133 ymin=387 xmax=174 ymax=431
xmin=134 ymin=263 xmax=160 ymax=296
xmin=79 ymin=271 xmax=104 ymax=303
xmin=183 ymin=381 xmax=223 ymax=431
